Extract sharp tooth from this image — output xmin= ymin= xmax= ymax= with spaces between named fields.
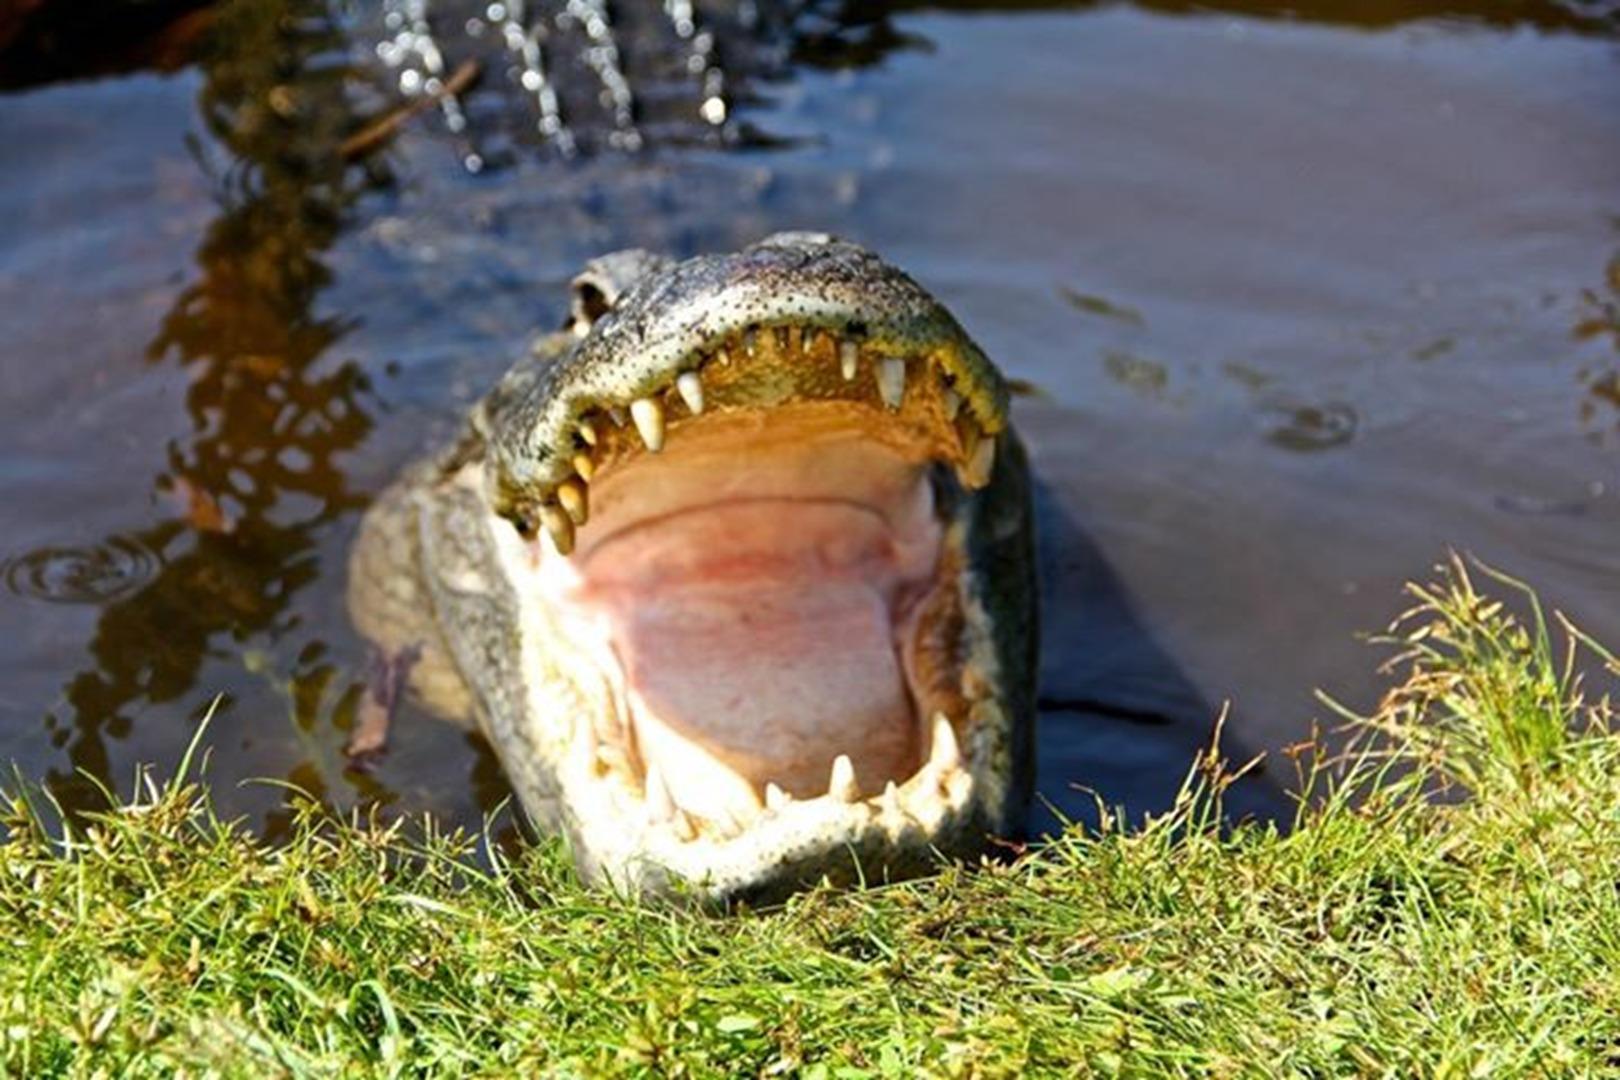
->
xmin=629 ymin=398 xmax=665 ymax=451
xmin=675 ymin=371 xmax=705 ymax=415
xmin=645 ymin=765 xmax=675 ymax=822
xmin=572 ymin=452 xmax=595 ymax=481
xmin=539 ymin=505 xmax=575 ymax=556
xmin=716 ymin=346 xmax=732 ymax=367
xmin=929 ymin=713 xmax=961 ymax=772
xmin=839 ymin=340 xmax=859 ymax=381
xmin=671 ymin=809 xmax=697 ymax=842
xmin=785 ymin=326 xmax=802 ymax=354
xmin=962 ymin=431 xmax=996 ymax=489
xmin=877 ymin=357 xmax=907 ymax=410
xmin=578 ymin=420 xmax=598 ymax=447
xmin=571 ymin=721 xmax=598 ymax=775
xmin=880 ymin=781 xmax=902 ymax=818
xmin=556 ymin=480 xmax=588 ymax=525
xmin=941 ymin=387 xmax=962 ymax=421
xmin=744 ymin=328 xmax=758 ymax=357
xmin=774 ymin=326 xmax=791 ymax=351
xmin=607 ymin=406 xmax=627 ymax=428
xmin=598 ymin=744 xmax=634 ymax=778
xmin=764 ymin=782 xmax=790 ymax=811
xmin=828 ymin=754 xmax=859 ymax=803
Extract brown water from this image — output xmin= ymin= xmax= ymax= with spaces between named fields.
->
xmin=0 ymin=0 xmax=1616 ymax=835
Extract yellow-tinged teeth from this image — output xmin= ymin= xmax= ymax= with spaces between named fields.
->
xmin=572 ymin=452 xmax=595 ymax=481
xmin=744 ymin=328 xmax=758 ymax=357
xmin=829 ymin=754 xmax=859 ymax=803
xmin=877 ymin=357 xmax=907 ymax=409
xmin=764 ymin=782 xmax=790 ymax=811
xmin=557 ymin=480 xmax=589 ymax=525
xmin=929 ymin=713 xmax=961 ymax=772
xmin=839 ymin=339 xmax=859 ymax=381
xmin=675 ymin=371 xmax=705 ymax=415
xmin=645 ymin=765 xmax=675 ymax=823
xmin=962 ymin=432 xmax=996 ymax=489
xmin=578 ymin=419 xmax=598 ymax=446
xmin=880 ymin=780 xmax=903 ymax=818
xmin=941 ymin=387 xmax=962 ymax=421
xmin=630 ymin=397 xmax=665 ymax=451
xmin=539 ymin=504 xmax=575 ymax=555
xmin=671 ymin=809 xmax=697 ymax=842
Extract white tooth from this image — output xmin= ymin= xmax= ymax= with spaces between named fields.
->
xmin=828 ymin=754 xmax=859 ymax=803
xmin=716 ymin=346 xmax=732 ymax=367
xmin=572 ymin=452 xmax=595 ymax=481
xmin=839 ymin=339 xmax=858 ymax=381
xmin=629 ymin=398 xmax=665 ymax=451
xmin=645 ymin=765 xmax=675 ymax=822
xmin=963 ymin=432 xmax=996 ymax=489
xmin=880 ymin=781 xmax=902 ymax=818
xmin=578 ymin=419 xmax=598 ymax=446
xmin=877 ymin=357 xmax=907 ymax=410
xmin=675 ymin=371 xmax=705 ymax=415
xmin=557 ymin=480 xmax=588 ymax=525
xmin=941 ymin=387 xmax=962 ymax=421
xmin=929 ymin=713 xmax=961 ymax=772
xmin=744 ymin=328 xmax=758 ymax=357
xmin=764 ymin=782 xmax=790 ymax=811
xmin=539 ymin=505 xmax=575 ymax=556
xmin=607 ymin=406 xmax=627 ymax=427
xmin=598 ymin=744 xmax=634 ymax=778
xmin=572 ymin=721 xmax=598 ymax=774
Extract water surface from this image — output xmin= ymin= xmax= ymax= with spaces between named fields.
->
xmin=0 ymin=0 xmax=1616 ymax=834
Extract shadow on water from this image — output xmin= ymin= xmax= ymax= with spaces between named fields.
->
xmin=1030 ymin=476 xmax=1294 ymax=834
xmin=44 ymin=0 xmax=380 ymax=816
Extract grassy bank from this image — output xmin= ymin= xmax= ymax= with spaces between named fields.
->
xmin=3 ymin=560 xmax=1618 ymax=1077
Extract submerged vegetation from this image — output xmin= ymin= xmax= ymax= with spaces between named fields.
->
xmin=3 ymin=560 xmax=1618 ymax=1076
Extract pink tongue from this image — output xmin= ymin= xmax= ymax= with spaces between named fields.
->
xmin=618 ymin=577 xmax=919 ymax=814
xmin=580 ymin=499 xmax=924 ymax=819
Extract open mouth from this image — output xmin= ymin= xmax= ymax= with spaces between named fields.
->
xmin=480 ymin=245 xmax=1016 ymax=886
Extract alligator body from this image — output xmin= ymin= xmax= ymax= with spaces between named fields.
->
xmin=348 ymin=233 xmax=1038 ymax=903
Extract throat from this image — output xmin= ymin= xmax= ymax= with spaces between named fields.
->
xmin=530 ymin=416 xmax=948 ymax=824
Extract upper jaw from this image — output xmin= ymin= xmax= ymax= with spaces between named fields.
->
xmin=483 ymin=234 xmax=1010 ymax=537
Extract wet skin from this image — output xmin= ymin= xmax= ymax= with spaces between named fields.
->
xmin=347 ymin=234 xmax=1039 ymax=902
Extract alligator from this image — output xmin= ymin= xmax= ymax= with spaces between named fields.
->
xmin=347 ymin=232 xmax=1038 ymax=902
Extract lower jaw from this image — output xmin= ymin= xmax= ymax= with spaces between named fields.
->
xmin=496 ymin=509 xmax=1009 ymax=901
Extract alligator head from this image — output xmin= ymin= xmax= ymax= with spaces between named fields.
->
xmin=351 ymin=232 xmax=1038 ymax=904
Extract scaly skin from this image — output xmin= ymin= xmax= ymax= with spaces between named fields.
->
xmin=348 ymin=233 xmax=1037 ymax=904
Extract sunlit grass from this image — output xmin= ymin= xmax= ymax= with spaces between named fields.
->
xmin=3 ymin=557 xmax=1618 ymax=1076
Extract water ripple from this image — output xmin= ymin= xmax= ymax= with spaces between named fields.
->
xmin=3 ymin=536 xmax=158 ymax=604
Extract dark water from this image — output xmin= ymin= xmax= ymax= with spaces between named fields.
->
xmin=0 ymin=0 xmax=1616 ymax=836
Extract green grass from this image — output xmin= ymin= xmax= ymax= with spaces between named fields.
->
xmin=4 ymin=558 xmax=1620 ymax=1077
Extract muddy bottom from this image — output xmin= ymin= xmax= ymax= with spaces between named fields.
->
xmin=0 ymin=0 xmax=1616 ymax=838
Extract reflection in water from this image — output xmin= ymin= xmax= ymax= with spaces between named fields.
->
xmin=48 ymin=0 xmax=376 ymax=814
xmin=1576 ymin=250 xmax=1620 ymax=445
